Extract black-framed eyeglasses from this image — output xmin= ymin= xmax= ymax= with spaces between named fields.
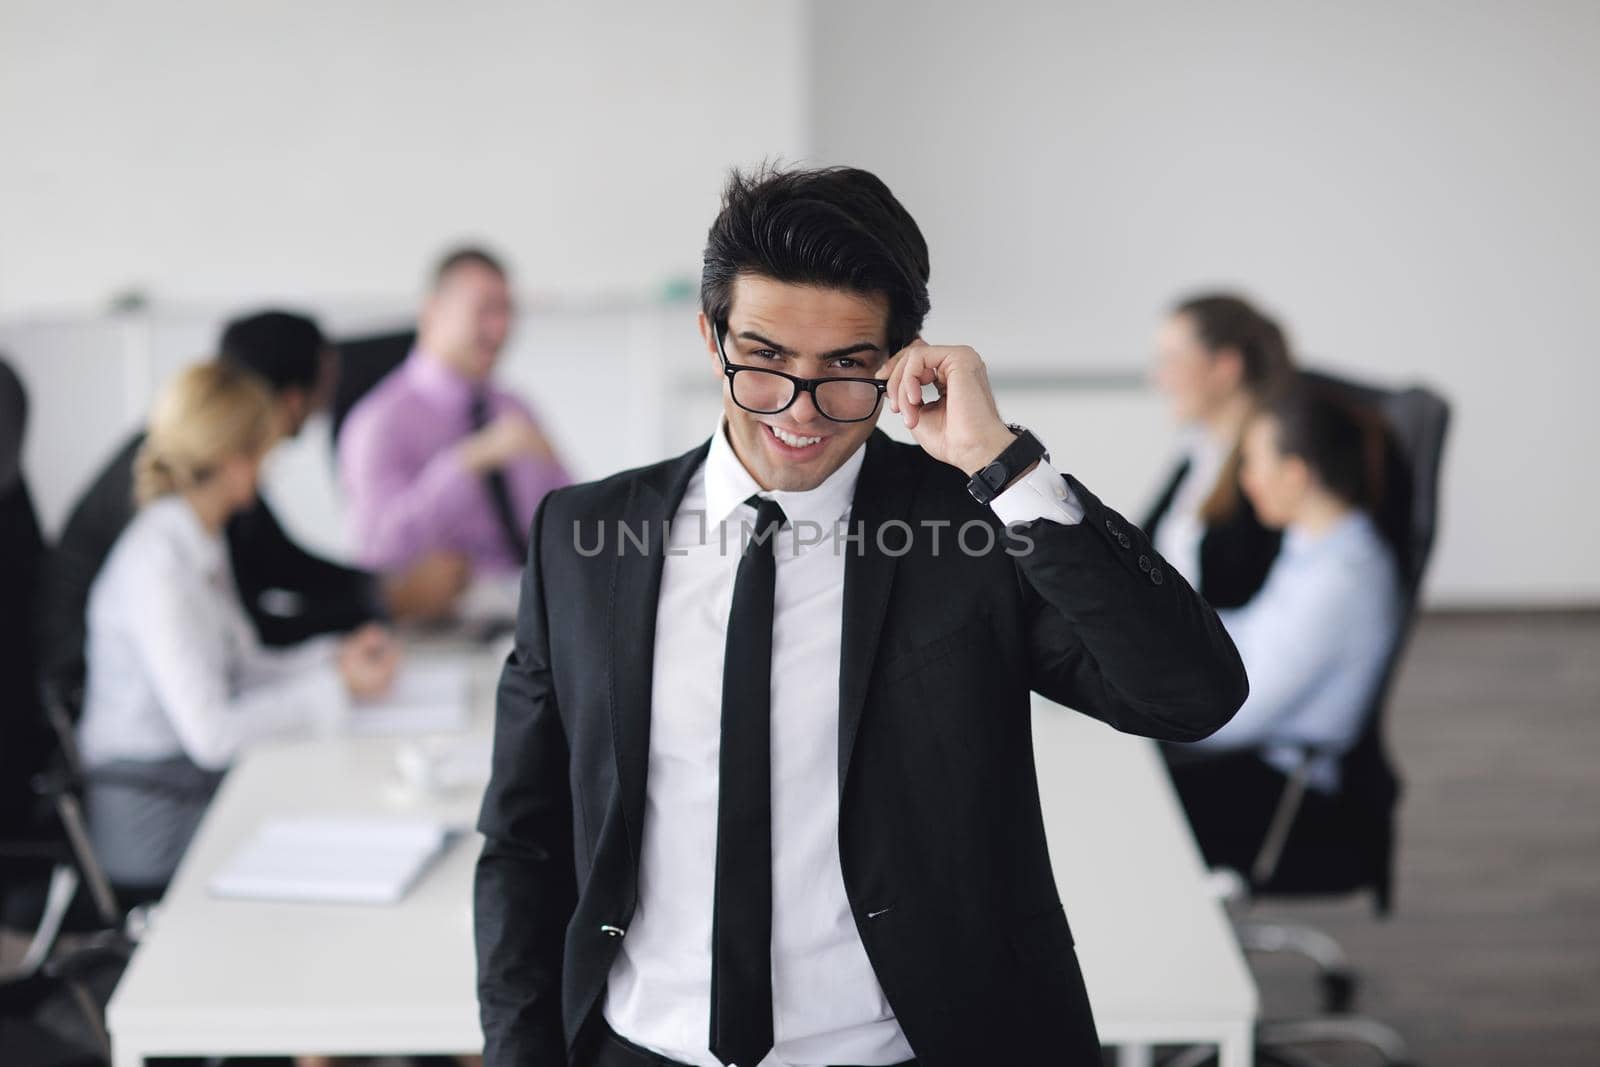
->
xmin=713 ymin=319 xmax=888 ymax=424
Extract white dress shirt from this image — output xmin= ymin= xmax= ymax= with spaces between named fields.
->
xmin=1192 ymin=511 xmax=1401 ymax=792
xmin=1152 ymin=428 xmax=1229 ymax=589
xmin=604 ymin=423 xmax=1080 ymax=1067
xmin=77 ymin=495 xmax=349 ymax=774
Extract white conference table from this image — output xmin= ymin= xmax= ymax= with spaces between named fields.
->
xmin=107 ymin=655 xmax=1255 ymax=1066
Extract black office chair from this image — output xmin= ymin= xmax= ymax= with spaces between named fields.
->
xmin=0 ymin=354 xmax=91 ymax=953
xmin=1170 ymin=370 xmax=1449 ymax=1067
xmin=0 ymin=356 xmax=52 ymax=843
xmin=0 ymin=356 xmax=129 ymax=1066
xmin=329 ymin=327 xmax=415 ymax=447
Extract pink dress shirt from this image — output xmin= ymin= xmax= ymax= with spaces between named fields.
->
xmin=338 ymin=349 xmax=571 ymax=574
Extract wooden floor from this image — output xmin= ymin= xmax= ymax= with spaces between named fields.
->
xmin=1241 ymin=611 xmax=1600 ymax=1066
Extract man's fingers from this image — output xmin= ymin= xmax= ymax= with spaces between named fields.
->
xmin=900 ymin=348 xmax=928 ymax=427
xmin=880 ymin=350 xmax=905 ymax=413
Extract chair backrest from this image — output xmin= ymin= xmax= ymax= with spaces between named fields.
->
xmin=1299 ymin=369 xmax=1450 ymax=909
xmin=1301 ymin=368 xmax=1451 ymax=665
xmin=329 ymin=328 xmax=416 ymax=446
xmin=0 ymin=356 xmax=53 ymax=833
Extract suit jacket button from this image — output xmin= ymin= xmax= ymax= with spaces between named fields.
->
xmin=1138 ymin=554 xmax=1152 ymax=573
xmin=600 ymin=924 xmax=625 ymax=937
xmin=1118 ymin=533 xmax=1132 ymax=549
xmin=1149 ymin=568 xmax=1165 ymax=585
xmin=1104 ymin=518 xmax=1119 ymax=536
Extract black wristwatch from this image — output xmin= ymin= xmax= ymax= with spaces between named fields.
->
xmin=966 ymin=425 xmax=1048 ymax=504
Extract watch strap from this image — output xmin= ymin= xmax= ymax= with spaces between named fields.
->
xmin=966 ymin=425 xmax=1048 ymax=504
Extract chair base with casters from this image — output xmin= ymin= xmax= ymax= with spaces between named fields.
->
xmin=1217 ymin=749 xmax=1412 ymax=1066
xmin=1236 ymin=918 xmax=1356 ymax=1015
xmin=0 ymin=934 xmax=132 ymax=1067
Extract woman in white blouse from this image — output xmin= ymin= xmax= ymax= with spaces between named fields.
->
xmin=1165 ymin=376 xmax=1402 ymax=874
xmin=77 ymin=361 xmax=400 ymax=890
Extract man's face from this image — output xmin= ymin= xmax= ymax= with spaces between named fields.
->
xmin=420 ymin=263 xmax=514 ymax=381
xmin=700 ymin=275 xmax=891 ymax=493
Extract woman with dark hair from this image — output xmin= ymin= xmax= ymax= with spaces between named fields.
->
xmin=1166 ymin=376 xmax=1402 ymax=873
xmin=1145 ymin=293 xmax=1294 ymax=608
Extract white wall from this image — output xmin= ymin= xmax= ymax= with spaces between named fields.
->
xmin=0 ymin=0 xmax=807 ymax=314
xmin=0 ymin=0 xmax=805 ymax=560
xmin=808 ymin=0 xmax=1600 ymax=607
xmin=6 ymin=1 xmax=1597 ymax=607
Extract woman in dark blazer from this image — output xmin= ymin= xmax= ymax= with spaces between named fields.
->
xmin=1144 ymin=293 xmax=1294 ymax=609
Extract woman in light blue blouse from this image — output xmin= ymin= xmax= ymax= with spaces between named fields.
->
xmin=1165 ymin=377 xmax=1402 ymax=874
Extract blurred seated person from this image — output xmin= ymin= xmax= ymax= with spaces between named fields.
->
xmin=1145 ymin=293 xmax=1294 ymax=608
xmin=1165 ymin=377 xmax=1402 ymax=873
xmin=337 ymin=247 xmax=571 ymax=575
xmin=37 ymin=310 xmax=467 ymax=684
xmin=1 ymin=356 xmax=51 ymax=833
xmin=76 ymin=362 xmax=401 ymax=891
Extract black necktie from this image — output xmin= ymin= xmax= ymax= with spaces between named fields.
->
xmin=468 ymin=391 xmax=530 ymax=564
xmin=709 ymin=495 xmax=785 ymax=1067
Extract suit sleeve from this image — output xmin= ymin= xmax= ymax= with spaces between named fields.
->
xmin=474 ymin=495 xmax=577 ymax=1066
xmin=1010 ymin=473 xmax=1249 ymax=741
xmin=228 ymin=497 xmax=381 ymax=645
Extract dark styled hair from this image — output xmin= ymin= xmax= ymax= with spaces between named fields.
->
xmin=1262 ymin=376 xmax=1388 ymax=513
xmin=1173 ymin=293 xmax=1294 ymax=396
xmin=701 ymin=165 xmax=931 ymax=351
xmin=218 ymin=310 xmax=327 ymax=393
xmin=434 ymin=245 xmax=508 ymax=288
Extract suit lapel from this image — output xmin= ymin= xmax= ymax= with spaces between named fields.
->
xmin=609 ymin=440 xmax=710 ymax=873
xmin=837 ymin=431 xmax=921 ymax=796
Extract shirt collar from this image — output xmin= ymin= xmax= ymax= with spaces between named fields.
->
xmin=147 ymin=495 xmax=228 ymax=580
xmin=702 ymin=417 xmax=866 ymax=532
xmin=1284 ymin=510 xmax=1371 ymax=557
xmin=402 ymin=346 xmax=479 ymax=411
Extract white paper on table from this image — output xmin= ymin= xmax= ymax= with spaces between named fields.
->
xmin=347 ymin=660 xmax=471 ymax=737
xmin=208 ymin=816 xmax=456 ymax=905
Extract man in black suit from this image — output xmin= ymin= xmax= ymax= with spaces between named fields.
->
xmin=475 ymin=166 xmax=1249 ymax=1067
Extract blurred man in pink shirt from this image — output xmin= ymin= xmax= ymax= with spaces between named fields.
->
xmin=339 ymin=248 xmax=571 ymax=576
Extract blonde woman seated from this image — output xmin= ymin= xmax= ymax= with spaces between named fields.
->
xmin=76 ymin=361 xmax=401 ymax=892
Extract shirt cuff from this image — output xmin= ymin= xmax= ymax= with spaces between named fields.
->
xmin=988 ymin=459 xmax=1085 ymax=527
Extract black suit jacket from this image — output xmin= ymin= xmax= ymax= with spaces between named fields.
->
xmin=475 ymin=432 xmax=1248 ymax=1066
xmin=36 ymin=432 xmax=380 ymax=685
xmin=1142 ymin=457 xmax=1283 ymax=611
